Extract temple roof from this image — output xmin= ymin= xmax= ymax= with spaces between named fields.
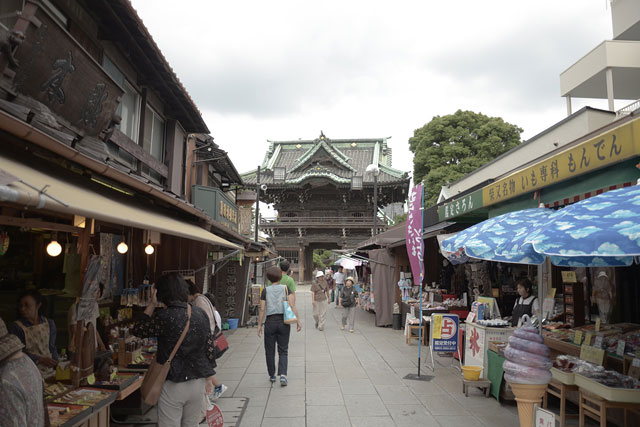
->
xmin=241 ymin=133 xmax=409 ymax=186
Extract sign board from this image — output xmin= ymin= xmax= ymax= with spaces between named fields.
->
xmin=617 ymin=340 xmax=626 ymax=357
xmin=561 ymin=271 xmax=577 ymax=283
xmin=535 ymin=406 xmax=555 ymax=427
xmin=464 ymin=323 xmax=486 ymax=368
xmin=573 ymin=330 xmax=583 ymax=345
xmin=595 ymin=318 xmax=601 ymax=332
xmin=438 ymin=189 xmax=483 ymax=221
xmin=580 ymin=344 xmax=605 ymax=365
xmin=594 ymin=335 xmax=604 ymax=349
xmin=482 ymin=118 xmax=640 ymax=207
xmin=584 ymin=332 xmax=593 ymax=346
xmin=430 ymin=314 xmax=459 ymax=352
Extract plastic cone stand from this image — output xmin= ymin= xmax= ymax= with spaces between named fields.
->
xmin=509 ymin=382 xmax=548 ymax=427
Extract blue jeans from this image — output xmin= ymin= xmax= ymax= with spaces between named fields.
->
xmin=336 ymin=284 xmax=344 ymax=305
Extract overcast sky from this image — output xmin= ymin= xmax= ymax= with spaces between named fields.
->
xmin=131 ymin=0 xmax=616 ymax=182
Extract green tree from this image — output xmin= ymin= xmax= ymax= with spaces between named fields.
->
xmin=313 ymin=249 xmax=333 ymax=270
xmin=409 ymin=110 xmax=523 ymax=205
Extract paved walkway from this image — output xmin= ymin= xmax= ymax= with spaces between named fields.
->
xmin=213 ymin=285 xmax=522 ymax=427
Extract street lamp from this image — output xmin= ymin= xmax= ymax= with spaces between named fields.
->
xmin=366 ymin=164 xmax=380 ymax=236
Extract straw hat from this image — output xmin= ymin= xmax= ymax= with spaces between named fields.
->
xmin=345 ymin=276 xmax=355 ymax=284
xmin=0 ymin=317 xmax=24 ymax=362
xmin=316 ymin=271 xmax=325 ymax=278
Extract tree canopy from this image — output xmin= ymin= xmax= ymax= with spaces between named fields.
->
xmin=409 ymin=110 xmax=523 ymax=206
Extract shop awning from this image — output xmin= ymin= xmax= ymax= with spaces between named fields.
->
xmin=0 ymin=155 xmax=241 ymax=249
xmin=422 ymin=221 xmax=455 ymax=239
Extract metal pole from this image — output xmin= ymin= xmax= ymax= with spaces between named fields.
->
xmin=538 ymin=260 xmax=544 ymax=334
xmin=254 ymin=166 xmax=260 ymax=284
xmin=417 ymin=185 xmax=424 ymax=376
xmin=373 ymin=173 xmax=378 ymax=236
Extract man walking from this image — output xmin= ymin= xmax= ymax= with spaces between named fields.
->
xmin=311 ymin=271 xmax=330 ymax=330
xmin=334 ymin=266 xmax=346 ymax=307
xmin=269 ymin=259 xmax=297 ymax=305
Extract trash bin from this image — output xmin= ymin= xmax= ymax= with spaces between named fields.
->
xmin=392 ymin=313 xmax=402 ymax=330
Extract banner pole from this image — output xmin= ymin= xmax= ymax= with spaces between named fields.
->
xmin=417 ymin=184 xmax=425 ymax=377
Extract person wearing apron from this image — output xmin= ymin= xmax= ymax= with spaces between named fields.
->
xmin=9 ymin=290 xmax=58 ymax=378
xmin=511 ymin=278 xmax=539 ymax=327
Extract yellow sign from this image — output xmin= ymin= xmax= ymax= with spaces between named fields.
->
xmin=547 ymin=288 xmax=557 ymax=298
xmin=574 ymin=330 xmax=583 ymax=345
xmin=432 ymin=315 xmax=443 ymax=339
xmin=580 ymin=344 xmax=605 ymax=365
xmin=482 ymin=118 xmax=640 ymax=207
xmin=561 ymin=271 xmax=577 ymax=283
xmin=595 ymin=318 xmax=601 ymax=332
xmin=584 ymin=332 xmax=593 ymax=346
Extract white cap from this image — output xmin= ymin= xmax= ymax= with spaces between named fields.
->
xmin=597 ymin=271 xmax=609 ymax=279
xmin=316 ymin=271 xmax=324 ymax=278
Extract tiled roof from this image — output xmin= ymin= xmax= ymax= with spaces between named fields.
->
xmin=242 ymin=135 xmax=409 ymax=186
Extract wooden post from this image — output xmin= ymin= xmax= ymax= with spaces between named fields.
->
xmin=77 ymin=218 xmax=94 ymax=296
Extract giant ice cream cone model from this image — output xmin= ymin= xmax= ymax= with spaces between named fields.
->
xmin=502 ymin=322 xmax=552 ymax=427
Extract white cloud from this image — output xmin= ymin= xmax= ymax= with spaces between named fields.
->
xmin=130 ymin=0 xmax=613 ymax=176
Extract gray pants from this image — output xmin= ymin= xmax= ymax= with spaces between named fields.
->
xmin=342 ymin=306 xmax=357 ymax=330
xmin=158 ymin=378 xmax=206 ymax=427
xmin=313 ymin=299 xmax=328 ymax=330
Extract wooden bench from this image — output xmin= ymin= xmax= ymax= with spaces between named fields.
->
xmin=462 ymin=378 xmax=491 ymax=397
xmin=406 ymin=324 xmax=427 ymax=345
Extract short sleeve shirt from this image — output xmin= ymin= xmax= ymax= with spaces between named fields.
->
xmin=310 ymin=280 xmax=328 ymax=301
xmin=268 ymin=273 xmax=296 ymax=293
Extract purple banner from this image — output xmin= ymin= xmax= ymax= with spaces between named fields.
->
xmin=406 ymin=184 xmax=424 ymax=285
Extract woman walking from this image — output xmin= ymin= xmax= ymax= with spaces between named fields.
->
xmin=340 ymin=277 xmax=359 ymax=332
xmin=311 ymin=271 xmax=330 ymax=330
xmin=133 ymin=273 xmax=216 ymax=427
xmin=258 ymin=266 xmax=302 ymax=386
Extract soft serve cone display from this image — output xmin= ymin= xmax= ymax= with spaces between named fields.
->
xmin=502 ymin=324 xmax=552 ymax=427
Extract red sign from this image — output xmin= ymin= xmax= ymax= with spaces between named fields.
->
xmin=470 ymin=328 xmax=481 ymax=357
xmin=441 ymin=317 xmax=457 ymax=340
xmin=206 ymin=404 xmax=224 ymax=427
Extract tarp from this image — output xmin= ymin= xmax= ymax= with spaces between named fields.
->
xmin=369 ymin=248 xmax=396 ymax=327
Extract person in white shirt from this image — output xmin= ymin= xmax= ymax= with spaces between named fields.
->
xmin=333 ymin=267 xmax=346 ymax=307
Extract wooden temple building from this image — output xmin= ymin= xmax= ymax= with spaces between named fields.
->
xmin=241 ymin=133 xmax=410 ymax=282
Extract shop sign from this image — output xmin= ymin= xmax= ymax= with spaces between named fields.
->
xmin=580 ymin=344 xmax=605 ymax=365
xmin=430 ymin=314 xmax=459 ymax=352
xmin=438 ymin=189 xmax=483 ymax=221
xmin=218 ymin=198 xmax=239 ymax=231
xmin=465 ymin=323 xmax=485 ymax=367
xmin=482 ymin=118 xmax=640 ymax=207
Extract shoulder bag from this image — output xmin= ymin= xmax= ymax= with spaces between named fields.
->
xmin=140 ymin=304 xmax=191 ymax=405
xmin=282 ymin=285 xmax=297 ymax=325
xmin=201 ymin=295 xmax=229 ymax=358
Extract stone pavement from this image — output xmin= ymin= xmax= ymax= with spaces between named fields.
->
xmin=212 ymin=284 xmax=522 ymax=427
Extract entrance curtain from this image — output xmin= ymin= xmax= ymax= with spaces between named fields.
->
xmin=369 ymin=248 xmax=395 ymax=327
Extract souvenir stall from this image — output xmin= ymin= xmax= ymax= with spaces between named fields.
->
xmin=442 ymin=187 xmax=640 ymax=426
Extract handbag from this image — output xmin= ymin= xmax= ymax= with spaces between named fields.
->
xmin=200 ymin=295 xmax=229 ymax=358
xmin=282 ymin=285 xmax=297 ymax=325
xmin=140 ymin=305 xmax=191 ymax=405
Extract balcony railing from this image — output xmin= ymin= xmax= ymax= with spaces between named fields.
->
xmin=259 ymin=216 xmax=382 ymax=228
xmin=616 ymin=99 xmax=640 ymax=118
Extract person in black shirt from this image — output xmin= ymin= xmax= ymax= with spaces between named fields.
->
xmin=133 ymin=273 xmax=216 ymax=427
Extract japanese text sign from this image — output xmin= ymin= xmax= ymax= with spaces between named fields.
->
xmin=406 ymin=184 xmax=424 ymax=284
xmin=483 ymin=118 xmax=640 ymax=207
xmin=430 ymin=314 xmax=459 ymax=352
xmin=438 ymin=189 xmax=483 ymax=221
xmin=535 ymin=407 xmax=555 ymax=427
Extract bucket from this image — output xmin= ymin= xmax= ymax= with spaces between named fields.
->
xmin=227 ymin=318 xmax=239 ymax=329
xmin=462 ymin=365 xmax=482 ymax=381
xmin=392 ymin=313 xmax=402 ymax=330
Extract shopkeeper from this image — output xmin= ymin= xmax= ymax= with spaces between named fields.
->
xmin=9 ymin=290 xmax=59 ymax=377
xmin=511 ymin=278 xmax=539 ymax=326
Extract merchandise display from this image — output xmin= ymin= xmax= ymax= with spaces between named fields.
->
xmin=53 ymin=387 xmax=117 ymax=406
xmin=47 ymin=403 xmax=89 ymax=427
xmin=44 ymin=382 xmax=75 ymax=401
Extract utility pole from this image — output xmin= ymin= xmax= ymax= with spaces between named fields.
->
xmin=254 ymin=166 xmax=260 ymax=284
xmin=373 ymin=172 xmax=378 ymax=236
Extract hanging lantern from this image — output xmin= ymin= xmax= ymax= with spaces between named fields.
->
xmin=0 ymin=232 xmax=9 ymax=256
xmin=46 ymin=239 xmax=62 ymax=257
xmin=117 ymin=241 xmax=128 ymax=254
xmin=144 ymin=244 xmax=154 ymax=255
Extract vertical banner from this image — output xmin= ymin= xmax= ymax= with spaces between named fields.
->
xmin=406 ymin=183 xmax=424 ymax=284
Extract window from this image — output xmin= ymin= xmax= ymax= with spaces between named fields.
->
xmin=352 ymin=212 xmax=364 ymax=218
xmin=102 ymin=56 xmax=140 ymax=143
xmin=143 ymin=105 xmax=165 ymax=162
xmin=274 ymin=167 xmax=286 ymax=182
xmin=0 ymin=0 xmax=23 ymax=30
xmin=351 ymin=176 xmax=363 ymax=190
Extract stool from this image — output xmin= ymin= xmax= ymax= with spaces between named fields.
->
xmin=579 ymin=390 xmax=640 ymax=427
xmin=543 ymin=379 xmax=578 ymax=427
xmin=406 ymin=324 xmax=427 ymax=345
xmin=462 ymin=378 xmax=491 ymax=397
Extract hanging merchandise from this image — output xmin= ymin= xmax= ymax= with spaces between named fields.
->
xmin=0 ymin=232 xmax=9 ymax=255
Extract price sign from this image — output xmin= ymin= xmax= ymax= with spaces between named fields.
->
xmin=633 ymin=358 xmax=640 ymax=368
xmin=584 ymin=332 xmax=593 ymax=346
xmin=561 ymin=271 xmax=577 ymax=283
xmin=573 ymin=330 xmax=583 ymax=345
xmin=535 ymin=406 xmax=555 ymax=427
xmin=595 ymin=318 xmax=601 ymax=332
xmin=594 ymin=336 xmax=604 ymax=349
xmin=466 ymin=312 xmax=476 ymax=323
xmin=616 ymin=340 xmax=626 ymax=357
xmin=580 ymin=344 xmax=605 ymax=365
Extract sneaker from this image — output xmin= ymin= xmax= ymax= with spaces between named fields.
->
xmin=349 ymin=329 xmax=354 ymax=333
xmin=280 ymin=375 xmax=288 ymax=386
xmin=340 ymin=325 xmax=345 ymax=330
xmin=318 ymin=327 xmax=324 ymax=331
xmin=212 ymin=384 xmax=228 ymax=399
xmin=269 ymin=375 xmax=276 ymax=383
